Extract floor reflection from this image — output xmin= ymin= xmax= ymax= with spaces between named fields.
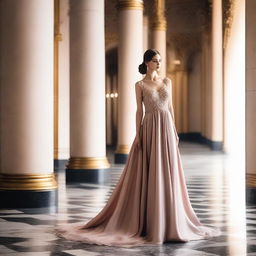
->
xmin=0 ymin=142 xmax=252 ymax=256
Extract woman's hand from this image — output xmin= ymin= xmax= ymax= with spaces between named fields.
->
xmin=174 ymin=125 xmax=179 ymax=144
xmin=134 ymin=134 xmax=141 ymax=149
xmin=176 ymin=134 xmax=179 ymax=144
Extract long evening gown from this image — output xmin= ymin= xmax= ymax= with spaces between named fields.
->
xmin=57 ymin=77 xmax=221 ymax=247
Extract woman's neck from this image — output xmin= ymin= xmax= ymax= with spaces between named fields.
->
xmin=144 ymin=71 xmax=159 ymax=81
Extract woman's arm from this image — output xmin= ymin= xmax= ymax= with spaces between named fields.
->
xmin=166 ymin=77 xmax=175 ymax=124
xmin=166 ymin=77 xmax=179 ymax=143
xmin=135 ymin=82 xmax=143 ymax=137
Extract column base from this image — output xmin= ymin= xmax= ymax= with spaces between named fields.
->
xmin=115 ymin=144 xmax=130 ymax=164
xmin=178 ymin=132 xmax=203 ymax=142
xmin=246 ymin=174 xmax=256 ymax=205
xmin=246 ymin=187 xmax=256 ymax=205
xmin=205 ymin=140 xmax=223 ymax=151
xmin=54 ymin=159 xmax=69 ymax=170
xmin=66 ymin=157 xmax=111 ymax=183
xmin=0 ymin=189 xmax=57 ymax=208
xmin=178 ymin=132 xmax=223 ymax=151
xmin=114 ymin=153 xmax=129 ymax=164
xmin=0 ymin=173 xmax=58 ymax=208
xmin=66 ymin=169 xmax=111 ymax=183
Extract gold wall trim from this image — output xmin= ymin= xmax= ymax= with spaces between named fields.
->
xmin=246 ymin=173 xmax=256 ymax=188
xmin=0 ymin=173 xmax=58 ymax=191
xmin=67 ymin=157 xmax=111 ymax=169
xmin=115 ymin=144 xmax=131 ymax=154
xmin=116 ymin=0 xmax=143 ymax=10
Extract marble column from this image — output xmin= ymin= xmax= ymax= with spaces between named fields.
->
xmin=201 ymin=31 xmax=212 ymax=142
xmin=0 ymin=0 xmax=57 ymax=208
xmin=201 ymin=33 xmax=207 ymax=138
xmin=54 ymin=0 xmax=61 ymax=161
xmin=246 ymin=0 xmax=256 ymax=204
xmin=223 ymin=0 xmax=245 ymax=155
xmin=66 ymin=0 xmax=110 ymax=182
xmin=115 ymin=0 xmax=143 ymax=163
xmin=211 ymin=0 xmax=223 ymax=150
xmin=143 ymin=15 xmax=149 ymax=52
xmin=151 ymin=0 xmax=167 ymax=77
xmin=174 ymin=70 xmax=188 ymax=133
xmin=55 ymin=0 xmax=70 ymax=164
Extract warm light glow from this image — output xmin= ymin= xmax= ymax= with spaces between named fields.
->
xmin=225 ymin=157 xmax=246 ymax=256
xmin=223 ymin=1 xmax=246 ymax=254
xmin=173 ymin=59 xmax=181 ymax=65
xmin=106 ymin=92 xmax=118 ymax=98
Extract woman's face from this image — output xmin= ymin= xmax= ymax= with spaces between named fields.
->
xmin=146 ymin=54 xmax=161 ymax=72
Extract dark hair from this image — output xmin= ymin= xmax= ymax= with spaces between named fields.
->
xmin=138 ymin=49 xmax=160 ymax=74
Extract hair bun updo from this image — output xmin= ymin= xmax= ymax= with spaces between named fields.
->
xmin=138 ymin=62 xmax=147 ymax=74
xmin=138 ymin=49 xmax=161 ymax=75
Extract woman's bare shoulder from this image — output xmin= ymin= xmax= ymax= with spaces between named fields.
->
xmin=135 ymin=80 xmax=143 ymax=88
xmin=163 ymin=77 xmax=172 ymax=84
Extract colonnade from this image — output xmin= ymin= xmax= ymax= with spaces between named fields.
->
xmin=0 ymin=0 xmax=249 ymax=208
xmin=168 ymin=0 xmax=224 ymax=151
xmin=0 ymin=0 xmax=168 ymax=208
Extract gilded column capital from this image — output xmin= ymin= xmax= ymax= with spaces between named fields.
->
xmin=151 ymin=0 xmax=167 ymax=31
xmin=116 ymin=0 xmax=143 ymax=10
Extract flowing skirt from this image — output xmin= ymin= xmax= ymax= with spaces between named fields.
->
xmin=56 ymin=110 xmax=221 ymax=247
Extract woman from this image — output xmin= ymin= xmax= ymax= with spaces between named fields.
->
xmin=57 ymin=49 xmax=221 ymax=247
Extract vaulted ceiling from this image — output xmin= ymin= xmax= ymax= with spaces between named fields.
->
xmin=105 ymin=0 xmax=211 ymax=61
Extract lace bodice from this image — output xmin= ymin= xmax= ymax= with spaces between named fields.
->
xmin=138 ymin=78 xmax=170 ymax=113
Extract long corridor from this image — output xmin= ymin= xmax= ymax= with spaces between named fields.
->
xmin=0 ymin=142 xmax=252 ymax=256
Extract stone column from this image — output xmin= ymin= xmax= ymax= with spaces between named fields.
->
xmin=201 ymin=33 xmax=207 ymax=138
xmin=56 ymin=0 xmax=70 ymax=164
xmin=0 ymin=0 xmax=57 ymax=208
xmin=201 ymin=31 xmax=212 ymax=141
xmin=174 ymin=70 xmax=188 ymax=133
xmin=151 ymin=0 xmax=167 ymax=77
xmin=246 ymin=0 xmax=256 ymax=204
xmin=54 ymin=0 xmax=61 ymax=161
xmin=115 ymin=0 xmax=143 ymax=163
xmin=211 ymin=0 xmax=223 ymax=150
xmin=66 ymin=0 xmax=110 ymax=182
xmin=143 ymin=15 xmax=149 ymax=52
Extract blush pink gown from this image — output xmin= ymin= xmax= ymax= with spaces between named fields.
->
xmin=57 ymin=77 xmax=221 ymax=247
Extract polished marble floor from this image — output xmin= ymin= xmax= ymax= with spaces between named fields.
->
xmin=0 ymin=142 xmax=253 ymax=256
